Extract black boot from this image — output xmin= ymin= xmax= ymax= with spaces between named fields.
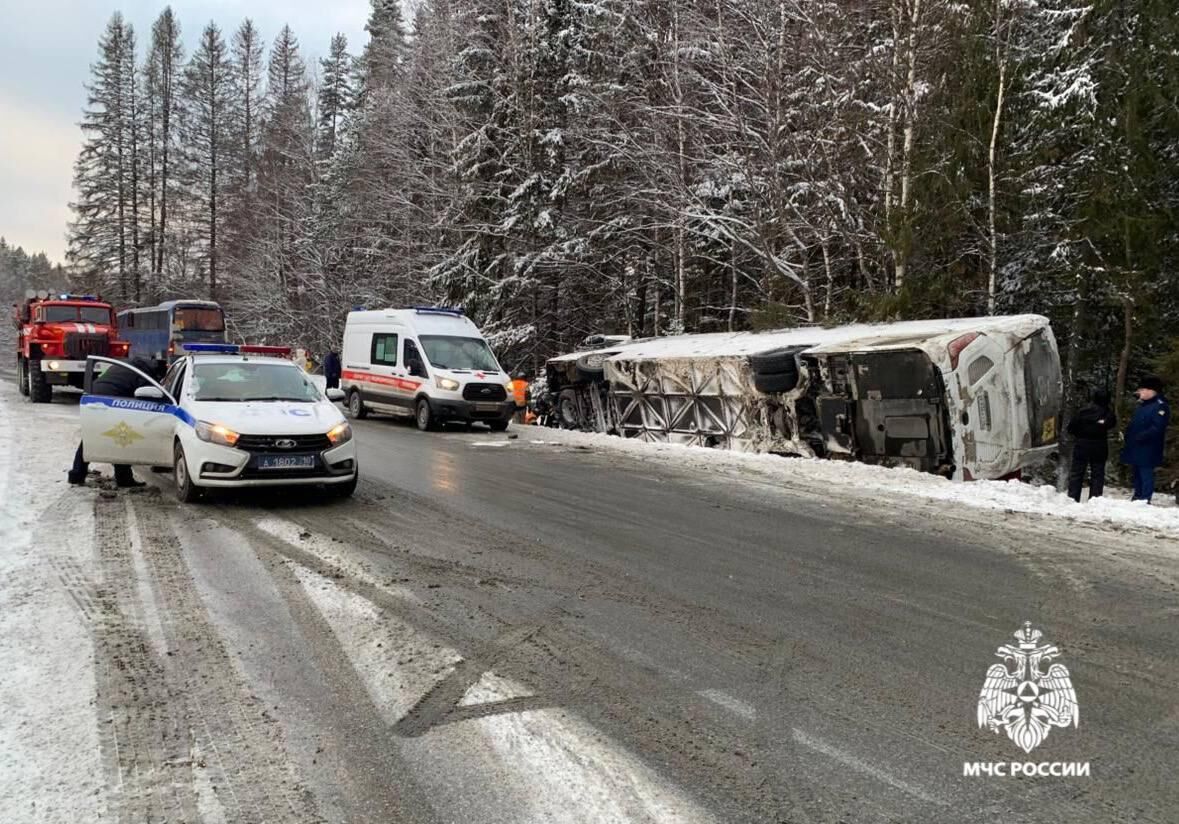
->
xmin=114 ymin=465 xmax=146 ymax=488
xmin=68 ymin=442 xmax=88 ymax=485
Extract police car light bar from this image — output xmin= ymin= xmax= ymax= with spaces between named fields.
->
xmin=413 ymin=306 xmax=465 ymax=317
xmin=180 ymin=343 xmax=294 ymax=357
xmin=241 ymin=344 xmax=293 ymax=356
xmin=182 ymin=343 xmax=240 ymax=354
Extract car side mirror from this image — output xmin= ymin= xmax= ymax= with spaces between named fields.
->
xmin=134 ymin=386 xmax=164 ymax=400
xmin=326 ymin=387 xmax=345 ymax=401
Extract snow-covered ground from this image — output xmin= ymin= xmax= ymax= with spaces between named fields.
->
xmin=513 ymin=426 xmax=1179 ymax=538
xmin=0 ymin=388 xmax=104 ymax=823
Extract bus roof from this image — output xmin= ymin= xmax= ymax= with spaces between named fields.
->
xmin=118 ymin=300 xmax=222 ymax=315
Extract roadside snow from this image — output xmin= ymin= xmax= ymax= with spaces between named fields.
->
xmin=521 ymin=427 xmax=1179 ymax=537
xmin=0 ymin=386 xmax=105 ymax=823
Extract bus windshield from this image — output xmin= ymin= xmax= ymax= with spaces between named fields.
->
xmin=174 ymin=307 xmax=225 ymax=332
xmin=419 ymin=335 xmax=500 ymax=372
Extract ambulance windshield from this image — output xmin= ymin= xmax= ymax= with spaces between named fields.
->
xmin=419 ymin=335 xmax=499 ymax=372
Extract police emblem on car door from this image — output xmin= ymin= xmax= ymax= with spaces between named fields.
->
xmin=80 ymin=356 xmax=178 ymax=467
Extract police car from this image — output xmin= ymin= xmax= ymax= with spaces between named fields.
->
xmin=80 ymin=344 xmax=358 ymax=502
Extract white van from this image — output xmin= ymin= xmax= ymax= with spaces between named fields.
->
xmin=341 ymin=307 xmax=515 ymax=431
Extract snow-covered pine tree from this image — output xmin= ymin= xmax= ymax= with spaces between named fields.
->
xmin=67 ymin=12 xmax=139 ymax=301
xmin=317 ymin=34 xmax=353 ymax=162
xmin=248 ymin=25 xmax=314 ymax=336
xmin=143 ymin=8 xmax=184 ymax=280
xmin=179 ymin=22 xmax=234 ymax=299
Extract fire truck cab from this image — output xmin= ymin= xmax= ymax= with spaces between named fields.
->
xmin=14 ymin=291 xmax=129 ymax=403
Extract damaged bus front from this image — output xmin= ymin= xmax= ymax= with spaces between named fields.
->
xmin=549 ymin=315 xmax=1061 ymax=481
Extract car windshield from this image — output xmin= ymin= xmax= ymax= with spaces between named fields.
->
xmin=80 ymin=307 xmax=112 ymax=324
xmin=191 ymin=362 xmax=320 ymax=402
xmin=419 ymin=335 xmax=499 ymax=371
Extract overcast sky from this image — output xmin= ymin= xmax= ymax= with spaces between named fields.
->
xmin=0 ymin=1 xmax=372 ymax=262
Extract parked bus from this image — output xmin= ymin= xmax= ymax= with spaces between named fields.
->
xmin=117 ymin=300 xmax=227 ymax=370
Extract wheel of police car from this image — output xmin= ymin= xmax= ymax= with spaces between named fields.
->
xmin=332 ymin=472 xmax=359 ymax=498
xmin=416 ymin=397 xmax=437 ymax=431
xmin=173 ymin=442 xmax=203 ymax=503
xmin=347 ymin=389 xmax=368 ymax=420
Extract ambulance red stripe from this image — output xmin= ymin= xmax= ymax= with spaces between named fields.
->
xmin=342 ymin=369 xmax=424 ymax=392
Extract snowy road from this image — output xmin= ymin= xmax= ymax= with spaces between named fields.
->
xmin=2 ymin=381 xmax=1177 ymax=823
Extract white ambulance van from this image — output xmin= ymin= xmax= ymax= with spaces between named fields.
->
xmin=340 ymin=307 xmax=515 ymax=431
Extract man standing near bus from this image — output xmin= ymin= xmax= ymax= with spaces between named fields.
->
xmin=1121 ymin=375 xmax=1170 ymax=502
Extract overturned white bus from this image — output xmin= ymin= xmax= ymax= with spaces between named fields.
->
xmin=544 ymin=315 xmax=1062 ymax=481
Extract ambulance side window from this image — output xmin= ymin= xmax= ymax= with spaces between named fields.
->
xmin=371 ymin=334 xmax=399 ymax=366
xmin=404 ymin=340 xmax=428 ymax=378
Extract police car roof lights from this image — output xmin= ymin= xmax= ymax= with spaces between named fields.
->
xmin=413 ymin=306 xmax=465 ymax=317
xmin=181 ymin=343 xmax=293 ymax=357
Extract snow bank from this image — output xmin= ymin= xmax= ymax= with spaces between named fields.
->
xmin=521 ymin=427 xmax=1179 ymax=537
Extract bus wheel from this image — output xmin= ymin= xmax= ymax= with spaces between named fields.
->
xmin=347 ymin=390 xmax=368 ymax=420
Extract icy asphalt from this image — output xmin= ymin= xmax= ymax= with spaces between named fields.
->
xmin=2 ymin=381 xmax=1178 ymax=823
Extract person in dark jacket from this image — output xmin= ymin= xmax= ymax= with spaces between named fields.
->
xmin=1066 ymin=389 xmax=1116 ymax=502
xmin=1120 ymin=375 xmax=1171 ymax=503
xmin=323 ymin=350 xmax=342 ymax=390
xmin=67 ymin=358 xmax=157 ymax=487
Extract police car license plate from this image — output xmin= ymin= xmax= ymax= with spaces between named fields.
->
xmin=474 ymin=402 xmax=500 ymax=412
xmin=257 ymin=454 xmax=316 ymax=471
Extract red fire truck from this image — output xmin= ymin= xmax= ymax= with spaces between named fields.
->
xmin=14 ymin=291 xmax=129 ymax=403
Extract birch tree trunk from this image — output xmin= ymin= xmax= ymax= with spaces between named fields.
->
xmin=893 ymin=0 xmax=923 ymax=292
xmin=986 ymin=0 xmax=1011 ymax=316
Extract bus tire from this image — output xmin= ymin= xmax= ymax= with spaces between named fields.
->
xmin=28 ymin=358 xmax=52 ymax=403
xmin=748 ymin=348 xmax=802 ymax=374
xmin=347 ymin=389 xmax=368 ymax=420
xmin=754 ymin=370 xmax=799 ymax=394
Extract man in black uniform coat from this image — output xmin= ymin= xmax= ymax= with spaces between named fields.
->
xmin=1066 ymin=388 xmax=1117 ymax=502
xmin=67 ymin=358 xmax=159 ymax=488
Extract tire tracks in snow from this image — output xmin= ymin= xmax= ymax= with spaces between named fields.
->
xmin=71 ymin=489 xmax=323 ymax=824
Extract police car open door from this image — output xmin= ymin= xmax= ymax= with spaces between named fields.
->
xmin=80 ymin=356 xmax=177 ymax=467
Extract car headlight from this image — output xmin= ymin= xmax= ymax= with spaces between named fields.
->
xmin=435 ymin=376 xmax=460 ymax=391
xmin=195 ymin=421 xmax=240 ymax=447
xmin=327 ymin=422 xmax=353 ymax=445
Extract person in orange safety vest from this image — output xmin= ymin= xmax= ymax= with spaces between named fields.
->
xmin=510 ymin=373 xmax=530 ymax=422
